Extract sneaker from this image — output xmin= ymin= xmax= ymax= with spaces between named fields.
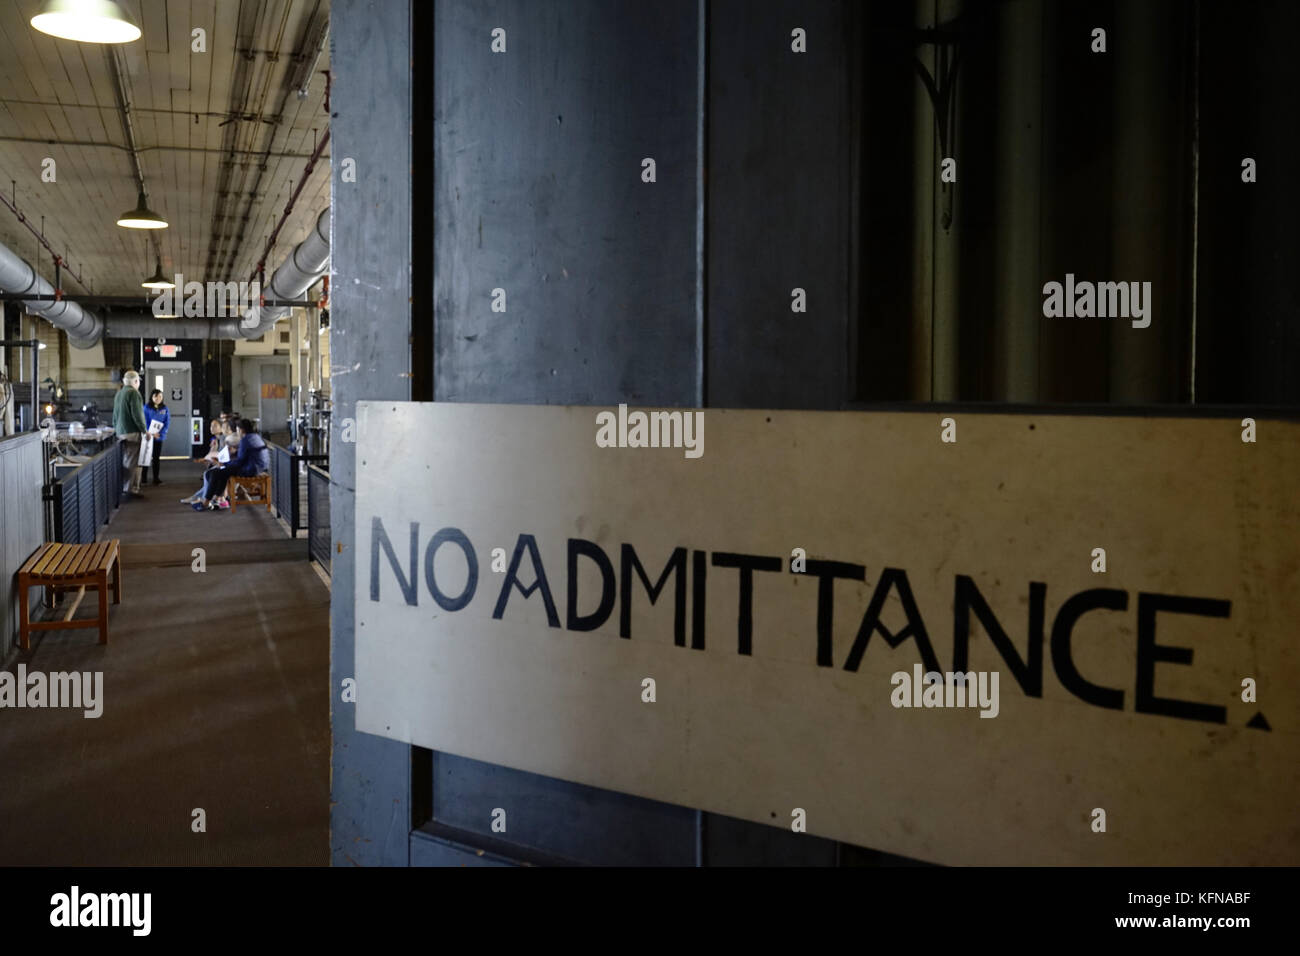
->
xmin=216 ymin=499 xmax=230 ymax=510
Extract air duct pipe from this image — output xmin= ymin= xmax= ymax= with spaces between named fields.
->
xmin=0 ymin=241 xmax=103 ymax=348
xmin=216 ymin=206 xmax=331 ymax=340
xmin=100 ymin=206 xmax=330 ymax=342
xmin=99 ymin=316 xmax=226 ymax=339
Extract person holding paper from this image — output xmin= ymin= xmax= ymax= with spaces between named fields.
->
xmin=143 ymin=389 xmax=170 ymax=486
xmin=113 ymin=370 xmax=147 ymax=498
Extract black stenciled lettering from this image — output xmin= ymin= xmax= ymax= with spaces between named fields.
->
xmin=1050 ymin=588 xmax=1126 ymax=709
xmin=691 ymin=549 xmax=707 ymax=650
xmin=711 ymin=552 xmax=783 ymax=656
xmin=799 ymin=559 xmax=866 ymax=668
xmin=370 ymin=516 xmax=418 ymax=606
xmin=424 ymin=527 xmax=478 ymax=612
xmin=567 ymin=538 xmax=616 ymax=632
xmin=842 ymin=568 xmax=941 ymax=674
xmin=621 ymin=545 xmax=687 ymax=644
xmin=952 ymin=576 xmax=1046 ymax=697
xmin=1136 ymin=592 xmax=1230 ymax=723
xmin=492 ymin=533 xmax=560 ymax=627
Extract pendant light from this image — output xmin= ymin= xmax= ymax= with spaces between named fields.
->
xmin=142 ymin=260 xmax=174 ymax=289
xmin=30 ymin=0 xmax=141 ymax=44
xmin=117 ymin=191 xmax=167 ymax=229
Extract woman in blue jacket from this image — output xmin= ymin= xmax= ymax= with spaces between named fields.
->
xmin=143 ymin=389 xmax=170 ymax=486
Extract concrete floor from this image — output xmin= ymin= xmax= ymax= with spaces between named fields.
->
xmin=0 ymin=459 xmax=330 ymax=865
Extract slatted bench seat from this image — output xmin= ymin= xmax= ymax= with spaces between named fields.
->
xmin=15 ymin=540 xmax=122 ymax=650
xmin=230 ymin=473 xmax=271 ymax=512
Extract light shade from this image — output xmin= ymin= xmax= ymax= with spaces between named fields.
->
xmin=142 ymin=260 xmax=174 ymax=289
xmin=117 ymin=191 xmax=167 ymax=229
xmin=30 ymin=0 xmax=141 ymax=44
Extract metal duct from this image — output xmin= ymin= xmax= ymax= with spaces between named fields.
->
xmin=100 ymin=316 xmax=227 ymax=339
xmin=101 ymin=206 xmax=330 ymax=342
xmin=0 ymin=241 xmax=103 ymax=348
xmin=216 ymin=206 xmax=331 ymax=339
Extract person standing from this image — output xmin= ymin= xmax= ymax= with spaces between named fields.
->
xmin=113 ymin=370 xmax=148 ymax=498
xmin=143 ymin=389 xmax=170 ymax=485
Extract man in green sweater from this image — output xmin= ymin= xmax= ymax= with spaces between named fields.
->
xmin=113 ymin=369 xmax=148 ymax=498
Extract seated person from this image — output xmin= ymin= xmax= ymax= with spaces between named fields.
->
xmin=204 ymin=419 xmax=225 ymax=458
xmin=192 ymin=419 xmax=269 ymax=512
xmin=183 ymin=422 xmax=231 ymax=504
xmin=209 ymin=434 xmax=241 ymax=508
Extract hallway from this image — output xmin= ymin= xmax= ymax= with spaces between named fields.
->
xmin=0 ymin=459 xmax=329 ymax=865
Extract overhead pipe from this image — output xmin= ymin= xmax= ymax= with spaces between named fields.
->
xmin=0 ymin=184 xmax=92 ymax=293
xmin=218 ymin=205 xmax=331 ymax=340
xmin=100 ymin=205 xmax=331 ymax=342
xmin=100 ymin=316 xmax=227 ymax=339
xmin=0 ymin=240 xmax=102 ymax=348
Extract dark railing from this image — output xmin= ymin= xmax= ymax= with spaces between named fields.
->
xmin=267 ymin=442 xmax=328 ymax=537
xmin=2 ymin=432 xmax=46 ymax=660
xmin=307 ymin=463 xmax=330 ymax=575
xmin=49 ymin=440 xmax=122 ymax=544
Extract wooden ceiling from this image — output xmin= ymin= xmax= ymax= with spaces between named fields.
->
xmin=0 ymin=0 xmax=331 ymax=298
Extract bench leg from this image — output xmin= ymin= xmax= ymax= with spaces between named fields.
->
xmin=18 ymin=578 xmax=30 ymax=651
xmin=97 ymin=571 xmax=109 ymax=645
xmin=112 ymin=558 xmax=122 ymax=604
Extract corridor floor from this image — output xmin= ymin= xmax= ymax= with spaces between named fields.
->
xmin=0 ymin=459 xmax=330 ymax=865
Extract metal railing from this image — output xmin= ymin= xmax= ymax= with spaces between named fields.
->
xmin=267 ymin=442 xmax=328 ymax=537
xmin=307 ymin=463 xmax=330 ymax=575
xmin=2 ymin=432 xmax=46 ymax=659
xmin=48 ymin=439 xmax=122 ymax=544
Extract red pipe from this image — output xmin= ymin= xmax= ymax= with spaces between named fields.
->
xmin=0 ymin=191 xmax=91 ymax=292
xmin=252 ymin=128 xmax=330 ymax=283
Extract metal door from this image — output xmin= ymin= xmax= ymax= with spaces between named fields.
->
xmin=143 ymin=361 xmax=192 ymax=457
xmin=259 ymin=364 xmax=290 ymax=435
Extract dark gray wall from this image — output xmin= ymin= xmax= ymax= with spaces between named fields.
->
xmin=433 ymin=0 xmax=701 ymax=407
xmin=329 ymin=0 xmax=414 ymax=867
xmin=421 ymin=0 xmax=868 ymax=867
xmin=330 ymin=0 xmax=1300 ymax=868
xmin=707 ymin=0 xmax=853 ymax=409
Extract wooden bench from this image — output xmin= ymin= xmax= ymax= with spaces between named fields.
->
xmin=16 ymin=540 xmax=122 ymax=650
xmin=230 ymin=473 xmax=271 ymax=512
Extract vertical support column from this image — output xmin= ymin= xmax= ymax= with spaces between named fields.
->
xmin=908 ymin=2 xmax=935 ymax=400
xmin=991 ymin=0 xmax=1042 ymax=401
xmin=928 ymin=0 xmax=962 ymax=402
xmin=1108 ymin=0 xmax=1192 ymax=402
xmin=329 ymin=0 xmax=414 ymax=867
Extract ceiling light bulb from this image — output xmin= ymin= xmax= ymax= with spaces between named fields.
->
xmin=117 ymin=191 xmax=167 ymax=229
xmin=142 ymin=260 xmax=174 ymax=288
xmin=31 ymin=0 xmax=141 ymax=44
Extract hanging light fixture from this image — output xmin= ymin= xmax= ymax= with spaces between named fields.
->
xmin=30 ymin=0 xmax=141 ymax=44
xmin=117 ymin=191 xmax=167 ymax=229
xmin=141 ymin=260 xmax=174 ymax=289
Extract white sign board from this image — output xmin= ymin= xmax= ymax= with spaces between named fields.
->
xmin=355 ymin=402 xmax=1300 ymax=865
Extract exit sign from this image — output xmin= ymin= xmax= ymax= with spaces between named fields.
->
xmin=158 ymin=344 xmax=178 ymax=358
